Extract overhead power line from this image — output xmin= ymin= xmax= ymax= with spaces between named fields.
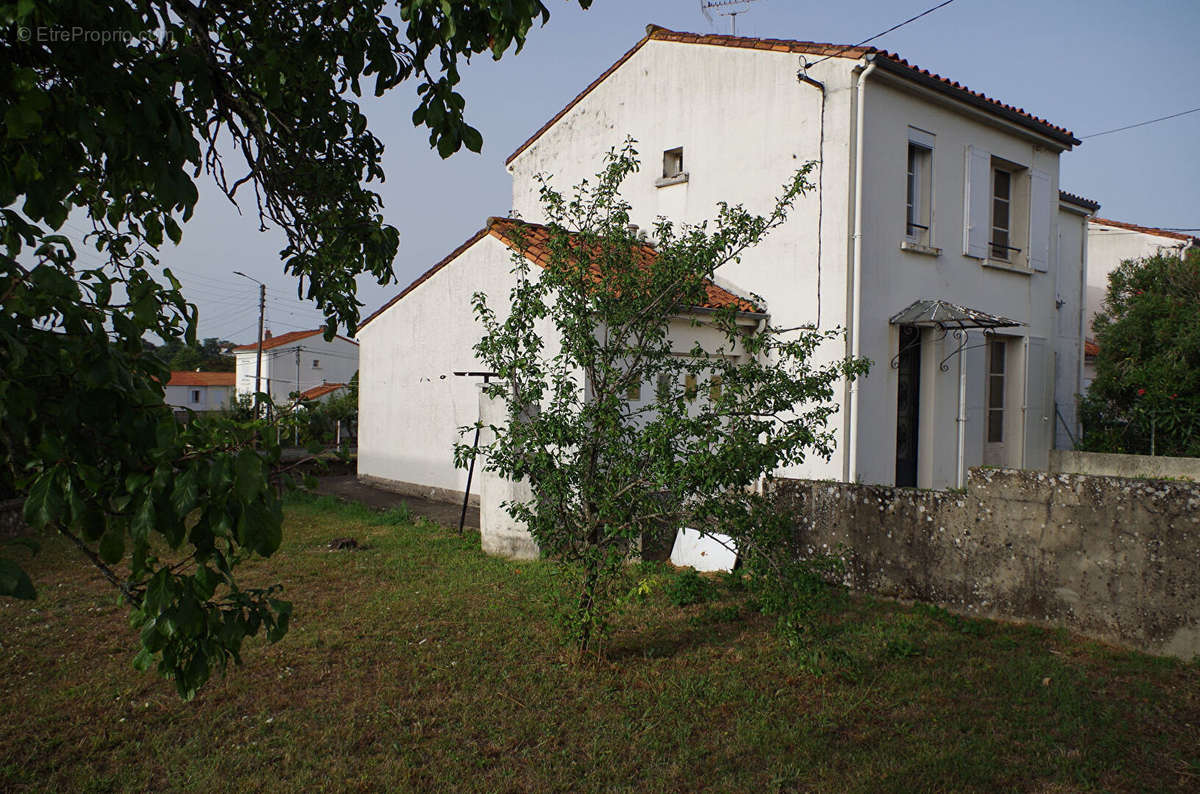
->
xmin=1080 ymin=106 xmax=1200 ymax=139
xmin=807 ymin=0 xmax=958 ymax=68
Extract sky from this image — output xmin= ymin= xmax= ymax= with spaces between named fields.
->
xmin=111 ymin=0 xmax=1200 ymax=346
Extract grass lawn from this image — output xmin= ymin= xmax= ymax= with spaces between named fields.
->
xmin=1 ymin=494 xmax=1198 ymax=792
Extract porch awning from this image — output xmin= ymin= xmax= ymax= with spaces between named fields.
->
xmin=888 ymin=299 xmax=1022 ymax=331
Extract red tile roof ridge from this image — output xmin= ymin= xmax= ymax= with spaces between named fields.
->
xmin=506 ymin=25 xmax=1078 ymax=166
xmin=1089 ymin=217 xmax=1199 ymax=244
xmin=231 ymin=328 xmax=359 ymax=352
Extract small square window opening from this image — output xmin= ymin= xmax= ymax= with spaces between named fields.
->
xmin=663 ymin=147 xmax=684 ymax=179
xmin=312 ymin=359 xmax=321 ymax=368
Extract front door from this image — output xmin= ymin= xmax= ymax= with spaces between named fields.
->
xmin=895 ymin=325 xmax=921 ymax=487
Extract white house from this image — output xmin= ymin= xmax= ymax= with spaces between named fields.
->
xmin=232 ymin=328 xmax=359 ymax=405
xmin=1083 ymin=217 xmax=1198 ymax=388
xmin=165 ymin=371 xmax=235 ymax=413
xmin=358 ymin=25 xmax=1097 ymax=499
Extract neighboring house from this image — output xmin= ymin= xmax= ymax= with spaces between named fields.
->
xmin=232 ymin=328 xmax=359 ymax=405
xmin=165 ymin=371 xmax=235 ymax=413
xmin=298 ymin=382 xmax=348 ymax=403
xmin=1083 ymin=217 xmax=1198 ymax=388
xmin=359 ymin=25 xmax=1097 ymax=497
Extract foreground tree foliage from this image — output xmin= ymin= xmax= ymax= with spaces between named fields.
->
xmin=0 ymin=0 xmax=587 ymax=698
xmin=1080 ymin=249 xmax=1200 ymax=457
xmin=459 ymin=145 xmax=870 ymax=651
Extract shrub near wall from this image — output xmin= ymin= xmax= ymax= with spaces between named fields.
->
xmin=770 ymin=468 xmax=1200 ymax=659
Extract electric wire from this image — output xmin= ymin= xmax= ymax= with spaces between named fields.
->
xmin=1080 ymin=106 xmax=1200 ymax=139
xmin=805 ymin=0 xmax=958 ymax=68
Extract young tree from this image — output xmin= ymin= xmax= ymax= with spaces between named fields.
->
xmin=459 ymin=145 xmax=869 ymax=651
xmin=1 ymin=0 xmax=589 ymax=698
xmin=1080 ymin=249 xmax=1200 ymax=456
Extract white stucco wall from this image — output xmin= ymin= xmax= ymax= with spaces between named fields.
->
xmin=357 ymin=235 xmax=527 ymax=495
xmin=235 ymin=335 xmax=358 ymax=404
xmin=508 ymin=39 xmax=857 ymax=482
xmin=164 ymin=383 xmax=233 ymax=412
xmin=506 ymin=39 xmax=1079 ymax=488
xmin=854 ymin=70 xmax=1073 ymax=485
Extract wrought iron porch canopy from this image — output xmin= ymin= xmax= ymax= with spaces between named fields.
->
xmin=888 ymin=299 xmax=1023 ymax=331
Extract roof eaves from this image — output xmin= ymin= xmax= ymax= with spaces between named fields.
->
xmin=866 ymin=54 xmax=1079 ymax=147
xmin=505 ymin=30 xmax=656 ymax=167
xmin=1059 ymin=190 xmax=1100 ymax=212
xmin=1089 ymin=217 xmax=1198 ymax=244
xmin=358 ymin=227 xmax=490 ymax=331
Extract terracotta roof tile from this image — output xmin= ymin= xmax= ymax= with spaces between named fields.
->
xmin=1059 ymin=190 xmax=1100 ymax=212
xmin=506 ymin=25 xmax=1078 ymax=166
xmin=359 ymin=218 xmax=762 ymax=330
xmin=1084 ymin=339 xmax=1099 ymax=357
xmin=1089 ymin=217 xmax=1199 ymax=244
xmin=231 ymin=329 xmax=358 ymax=352
xmin=299 ymin=383 xmax=346 ymax=400
xmin=167 ymin=371 xmax=235 ymax=387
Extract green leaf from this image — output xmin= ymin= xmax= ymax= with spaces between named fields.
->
xmin=462 ymin=125 xmax=483 ymax=154
xmin=132 ymin=495 xmax=156 ymax=544
xmin=0 ymin=558 xmax=36 ymax=600
xmin=23 ymin=467 xmax=64 ymax=528
xmin=234 ymin=450 xmax=264 ymax=502
xmin=171 ymin=466 xmax=200 ymax=516
xmin=99 ymin=527 xmax=125 ymax=565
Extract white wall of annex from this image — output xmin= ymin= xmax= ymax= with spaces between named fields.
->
xmin=357 ymin=235 xmax=535 ymax=494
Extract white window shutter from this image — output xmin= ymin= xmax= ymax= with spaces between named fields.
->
xmin=1028 ymin=168 xmax=1052 ymax=272
xmin=963 ymin=145 xmax=990 ymax=258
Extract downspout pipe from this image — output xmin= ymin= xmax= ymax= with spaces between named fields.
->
xmin=846 ymin=56 xmax=877 ymax=483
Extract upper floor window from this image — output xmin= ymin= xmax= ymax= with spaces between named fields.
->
xmin=906 ymin=143 xmax=932 ymax=243
xmin=656 ymin=147 xmax=688 ymax=188
xmin=991 ymin=168 xmax=1013 ymax=260
xmin=312 ymin=359 xmax=321 ymax=368
xmin=964 ymin=145 xmax=1049 ymax=272
xmin=190 ymin=389 xmax=201 ymax=404
xmin=904 ymin=127 xmax=934 ymax=246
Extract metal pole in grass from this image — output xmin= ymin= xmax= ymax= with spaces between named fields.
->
xmin=454 ymin=371 xmax=495 ymax=534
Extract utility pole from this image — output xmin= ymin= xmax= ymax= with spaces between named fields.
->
xmin=234 ymin=271 xmax=267 ymax=417
xmin=295 ymin=347 xmax=301 ymax=445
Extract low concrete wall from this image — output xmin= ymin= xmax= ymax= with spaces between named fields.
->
xmin=1050 ymin=449 xmax=1200 ymax=481
xmin=771 ymin=468 xmax=1200 ymax=660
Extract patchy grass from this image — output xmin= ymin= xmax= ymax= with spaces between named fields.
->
xmin=2 ymin=494 xmax=1198 ymax=792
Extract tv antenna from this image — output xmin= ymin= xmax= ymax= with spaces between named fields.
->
xmin=700 ymin=0 xmax=760 ymax=36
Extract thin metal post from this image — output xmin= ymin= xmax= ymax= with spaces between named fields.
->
xmin=459 ymin=424 xmax=480 ymax=534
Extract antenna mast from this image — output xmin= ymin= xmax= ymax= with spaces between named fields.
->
xmin=700 ymin=0 xmax=761 ymax=36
